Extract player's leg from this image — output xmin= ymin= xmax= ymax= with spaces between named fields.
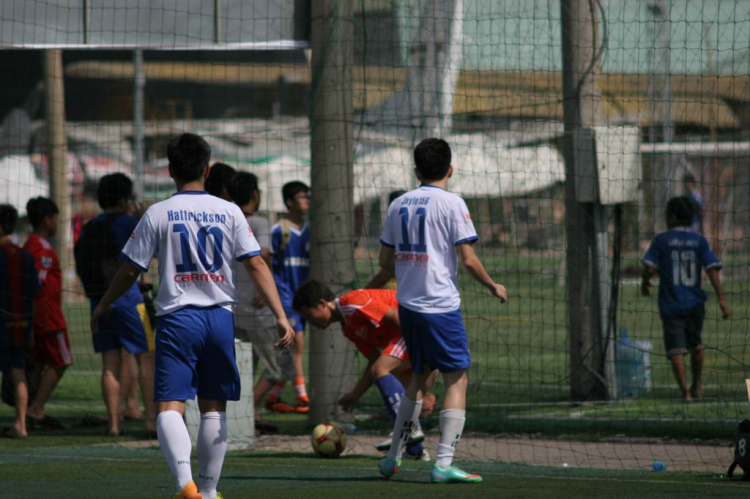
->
xmin=686 ymin=304 xmax=705 ymax=400
xmin=9 ymin=347 xmax=30 ymax=437
xmin=663 ymin=314 xmax=690 ymax=400
xmin=28 ymin=331 xmax=70 ymax=424
xmin=136 ymin=350 xmax=157 ymax=434
xmin=119 ymin=350 xmax=143 ymax=420
xmin=101 ymin=348 xmax=122 ymax=435
xmin=248 ymin=326 xmax=285 ymax=433
xmin=154 ymin=308 xmax=203 ymax=497
xmin=292 ymin=328 xmax=309 ymax=413
xmin=195 ymin=306 xmax=241 ymax=499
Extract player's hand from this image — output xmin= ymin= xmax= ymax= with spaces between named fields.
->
xmin=492 ymin=283 xmax=508 ymax=303
xmin=720 ymin=297 xmax=731 ymax=319
xmin=90 ymin=304 xmax=111 ymax=334
xmin=252 ymin=294 xmax=266 ymax=309
xmin=275 ymin=318 xmax=295 ymax=349
xmin=338 ymin=392 xmax=359 ymax=412
xmin=641 ymin=281 xmax=651 ymax=297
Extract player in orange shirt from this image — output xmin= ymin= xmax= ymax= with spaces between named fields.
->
xmin=293 ymin=280 xmax=436 ymax=460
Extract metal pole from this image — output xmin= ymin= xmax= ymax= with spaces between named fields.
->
xmin=560 ymin=0 xmax=610 ymax=400
xmin=44 ymin=50 xmax=72 ymax=300
xmin=214 ymin=0 xmax=222 ymax=44
xmin=82 ymin=0 xmax=91 ymax=45
xmin=308 ymin=0 xmax=357 ymax=425
xmin=133 ymin=49 xmax=145 ymax=198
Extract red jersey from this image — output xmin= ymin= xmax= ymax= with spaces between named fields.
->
xmin=23 ymin=235 xmax=67 ymax=335
xmin=337 ymin=289 xmax=401 ymax=358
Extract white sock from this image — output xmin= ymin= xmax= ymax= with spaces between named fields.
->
xmin=197 ymin=411 xmax=228 ymax=499
xmin=157 ymin=410 xmax=194 ymax=491
xmin=386 ymin=396 xmax=422 ymax=460
xmin=436 ymin=409 xmax=466 ymax=469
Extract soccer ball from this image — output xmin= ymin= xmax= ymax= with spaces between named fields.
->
xmin=311 ymin=422 xmax=348 ymax=458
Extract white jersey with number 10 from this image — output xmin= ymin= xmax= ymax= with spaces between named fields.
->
xmin=122 ymin=191 xmax=261 ymax=316
xmin=379 ymin=184 xmax=478 ymax=314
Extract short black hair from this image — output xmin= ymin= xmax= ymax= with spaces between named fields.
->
xmin=414 ymin=138 xmax=451 ymax=181
xmin=229 ymin=172 xmax=260 ymax=206
xmin=666 ymin=196 xmax=695 ymax=226
xmin=683 ymin=173 xmax=696 ymax=184
xmin=98 ymin=173 xmax=134 ymax=209
xmin=167 ymin=133 xmax=211 ymax=183
xmin=206 ymin=162 xmax=236 ymax=198
xmin=282 ymin=181 xmax=309 ymax=206
xmin=26 ymin=197 xmax=59 ymax=228
xmin=0 ymin=204 xmax=19 ymax=236
xmin=388 ymin=190 xmax=407 ymax=205
xmin=293 ymin=280 xmax=335 ymax=312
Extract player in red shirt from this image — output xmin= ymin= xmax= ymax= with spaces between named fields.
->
xmin=23 ymin=197 xmax=71 ymax=429
xmin=293 ymin=280 xmax=436 ymax=460
xmin=0 ymin=204 xmax=40 ymax=438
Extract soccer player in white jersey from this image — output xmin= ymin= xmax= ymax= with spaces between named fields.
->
xmin=90 ymin=133 xmax=295 ymax=499
xmin=376 ymin=138 xmax=508 ymax=483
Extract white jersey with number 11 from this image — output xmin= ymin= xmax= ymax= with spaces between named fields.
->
xmin=379 ymin=184 xmax=478 ymax=314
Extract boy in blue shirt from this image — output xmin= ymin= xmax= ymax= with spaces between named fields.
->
xmin=265 ymin=181 xmax=310 ymax=414
xmin=642 ymin=196 xmax=731 ymax=401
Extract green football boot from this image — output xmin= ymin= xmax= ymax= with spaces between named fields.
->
xmin=430 ymin=465 xmax=483 ymax=483
xmin=378 ymin=456 xmax=402 ymax=479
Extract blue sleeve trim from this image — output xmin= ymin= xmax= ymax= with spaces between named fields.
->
xmin=120 ymin=252 xmax=148 ymax=272
xmin=379 ymin=239 xmax=395 ymax=248
xmin=642 ymin=259 xmax=658 ymax=269
xmin=237 ymin=250 xmax=262 ymax=262
xmin=455 ymin=236 xmax=479 ymax=246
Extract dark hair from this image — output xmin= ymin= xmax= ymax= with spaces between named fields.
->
xmin=683 ymin=173 xmax=696 ymax=184
xmin=414 ymin=138 xmax=451 ymax=181
xmin=167 ymin=133 xmax=211 ymax=183
xmin=0 ymin=204 xmax=19 ymax=236
xmin=293 ymin=280 xmax=335 ymax=312
xmin=26 ymin=197 xmax=59 ymax=228
xmin=98 ymin=173 xmax=134 ymax=209
xmin=282 ymin=181 xmax=309 ymax=206
xmin=206 ymin=162 xmax=236 ymax=198
xmin=229 ymin=172 xmax=260 ymax=206
xmin=666 ymin=196 xmax=695 ymax=226
xmin=388 ymin=190 xmax=407 ymax=205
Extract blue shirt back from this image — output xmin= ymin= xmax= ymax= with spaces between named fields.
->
xmin=0 ymin=243 xmax=40 ymax=350
xmin=271 ymin=221 xmax=309 ymax=301
xmin=84 ymin=213 xmax=143 ymax=308
xmin=643 ymin=227 xmax=720 ymax=316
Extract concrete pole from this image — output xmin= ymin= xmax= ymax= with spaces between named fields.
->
xmin=560 ymin=0 xmax=612 ymax=400
xmin=133 ymin=49 xmax=146 ymax=199
xmin=44 ymin=50 xmax=72 ymax=300
xmin=308 ymin=0 xmax=357 ymax=425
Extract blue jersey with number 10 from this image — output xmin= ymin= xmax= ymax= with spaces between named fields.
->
xmin=643 ymin=227 xmax=721 ymax=317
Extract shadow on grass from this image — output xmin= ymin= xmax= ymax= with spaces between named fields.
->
xmin=224 ymin=474 xmax=425 ymax=484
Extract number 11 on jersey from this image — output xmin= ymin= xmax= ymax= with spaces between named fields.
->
xmin=398 ymin=207 xmax=427 ymax=253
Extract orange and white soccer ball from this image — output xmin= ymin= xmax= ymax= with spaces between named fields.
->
xmin=311 ymin=422 xmax=348 ymax=458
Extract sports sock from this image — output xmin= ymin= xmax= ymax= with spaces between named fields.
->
xmin=386 ymin=396 xmax=422 ymax=460
xmin=436 ymin=409 xmax=466 ymax=469
xmin=156 ymin=410 xmax=194 ymax=491
xmin=374 ymin=374 xmax=404 ymax=420
xmin=197 ymin=411 xmax=228 ymax=499
xmin=294 ymin=376 xmax=308 ymax=400
xmin=267 ymin=381 xmax=285 ymax=401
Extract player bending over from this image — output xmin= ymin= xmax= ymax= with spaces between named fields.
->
xmin=376 ymin=138 xmax=507 ymax=483
xmin=293 ymin=280 xmax=436 ymax=460
xmin=91 ymin=133 xmax=295 ymax=499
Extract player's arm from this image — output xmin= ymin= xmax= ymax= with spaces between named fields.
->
xmin=242 ymin=256 xmax=294 ymax=348
xmin=339 ymin=350 xmax=380 ymax=412
xmin=364 ymin=268 xmax=394 ymax=289
xmin=641 ymin=265 xmax=659 ymax=296
xmin=90 ymin=262 xmax=142 ymax=333
xmin=706 ymin=268 xmax=731 ymax=318
xmin=457 ymin=243 xmax=507 ymax=302
xmin=380 ymin=307 xmax=400 ymax=329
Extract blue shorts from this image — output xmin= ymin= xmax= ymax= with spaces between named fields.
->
xmin=0 ymin=347 xmax=28 ymax=371
xmin=398 ymin=305 xmax=471 ymax=374
xmin=91 ymin=298 xmax=154 ymax=355
xmin=155 ymin=305 xmax=240 ymax=402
